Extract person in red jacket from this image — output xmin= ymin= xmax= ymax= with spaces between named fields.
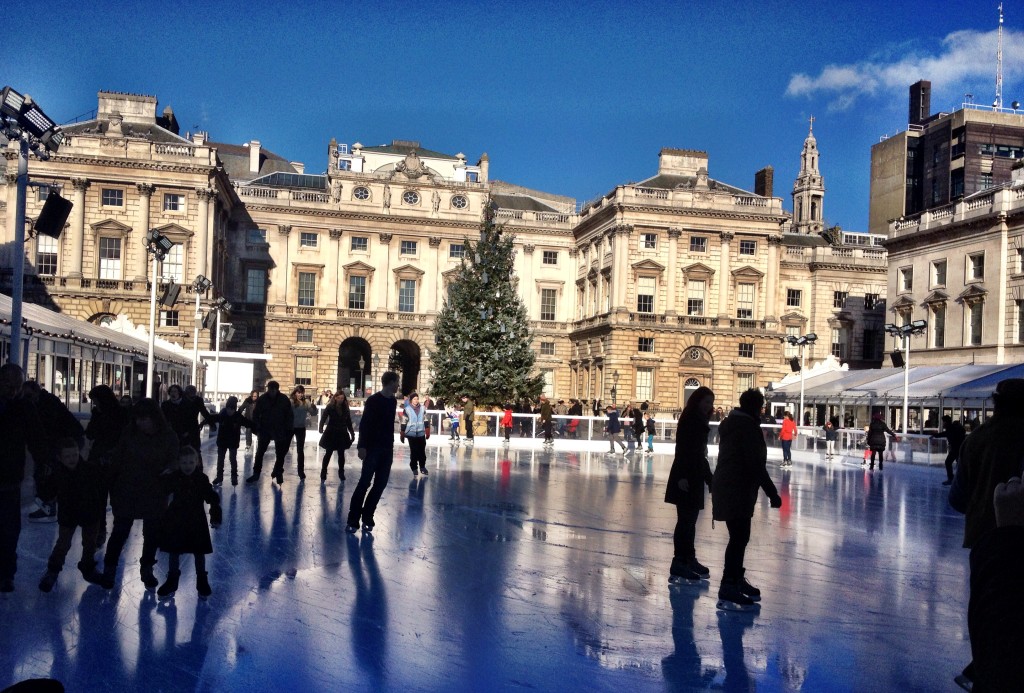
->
xmin=779 ymin=412 xmax=798 ymax=468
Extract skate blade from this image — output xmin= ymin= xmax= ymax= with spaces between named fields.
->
xmin=716 ymin=599 xmax=758 ymax=612
xmin=668 ymin=576 xmax=703 ymax=586
xmin=953 ymin=674 xmax=973 ymax=691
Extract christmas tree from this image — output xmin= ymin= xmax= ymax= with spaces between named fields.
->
xmin=429 ymin=207 xmax=544 ymax=406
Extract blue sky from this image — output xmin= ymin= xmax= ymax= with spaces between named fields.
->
xmin=8 ymin=0 xmax=1023 ymax=230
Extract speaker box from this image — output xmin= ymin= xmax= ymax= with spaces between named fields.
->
xmin=789 ymin=357 xmax=801 ymax=372
xmin=159 ymin=282 xmax=181 ymax=307
xmin=890 ymin=350 xmax=905 ymax=368
xmin=34 ymin=190 xmax=73 ymax=238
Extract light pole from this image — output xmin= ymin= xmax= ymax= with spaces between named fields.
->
xmin=885 ymin=320 xmax=928 ymax=434
xmin=357 ymin=355 xmax=366 ymax=395
xmin=610 ymin=369 xmax=619 ymax=403
xmin=1 ymin=87 xmax=68 ymax=368
xmin=191 ymin=274 xmax=212 ymax=387
xmin=372 ymin=353 xmax=380 ymax=393
xmin=785 ymin=332 xmax=818 ymax=425
xmin=209 ymin=297 xmax=232 ymax=404
xmin=145 ymin=229 xmax=174 ymax=398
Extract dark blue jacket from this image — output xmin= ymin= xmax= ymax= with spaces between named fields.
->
xmin=358 ymin=392 xmax=397 ymax=452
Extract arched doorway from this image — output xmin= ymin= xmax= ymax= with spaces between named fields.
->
xmin=683 ymin=378 xmax=702 ymax=405
xmin=389 ymin=339 xmax=422 ymax=396
xmin=338 ymin=337 xmax=371 ymax=396
xmin=679 ymin=346 xmax=714 ymax=407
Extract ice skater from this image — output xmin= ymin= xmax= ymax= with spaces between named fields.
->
xmin=711 ymin=388 xmax=782 ymax=611
xmin=822 ymin=418 xmax=838 ymax=461
xmin=447 ymin=406 xmax=461 ymax=441
xmin=319 ymin=390 xmax=354 ymax=482
xmin=157 ymin=446 xmax=221 ymax=599
xmin=931 ymin=415 xmax=966 ymax=486
xmin=500 ymin=403 xmax=513 ymax=444
xmin=665 ymin=387 xmax=715 ymax=583
xmin=866 ymin=414 xmax=896 ymax=470
xmin=462 ymin=395 xmax=476 ymax=444
xmin=604 ymin=404 xmax=627 ymax=455
xmin=645 ymin=412 xmax=657 ymax=454
xmin=779 ymin=412 xmax=797 ymax=467
xmin=539 ymin=395 xmax=555 ymax=446
xmin=214 ymin=396 xmax=252 ymax=486
xmin=403 ymin=392 xmax=429 ymax=476
xmin=247 ymin=381 xmax=293 ymax=485
xmin=346 ymin=371 xmax=400 ymax=533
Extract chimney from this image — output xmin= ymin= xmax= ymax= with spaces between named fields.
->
xmin=478 ymin=153 xmax=489 ymax=182
xmin=192 ymin=131 xmax=206 ymax=146
xmin=249 ymin=140 xmax=262 ymax=174
xmin=909 ymin=80 xmax=931 ymax=125
xmin=754 ymin=166 xmax=774 ymax=198
xmin=291 ymin=161 xmax=304 ymax=174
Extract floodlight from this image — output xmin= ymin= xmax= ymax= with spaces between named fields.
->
xmin=0 ymin=87 xmax=25 ymax=118
xmin=159 ymin=282 xmax=181 ymax=307
xmin=805 ymin=333 xmax=818 ymax=342
xmin=193 ymin=274 xmax=212 ymax=292
xmin=18 ymin=99 xmax=56 ymax=139
xmin=911 ymin=319 xmax=927 ymax=330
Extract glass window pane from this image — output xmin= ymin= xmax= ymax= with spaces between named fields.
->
xmin=349 ymin=276 xmax=366 ymax=310
xmin=298 ymin=271 xmax=317 ymax=306
xmin=398 ymin=279 xmax=416 ymax=312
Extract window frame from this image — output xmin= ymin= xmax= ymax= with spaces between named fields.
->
xmin=294 ymin=355 xmax=313 ymax=387
xmin=297 ymin=271 xmax=317 ymax=307
xmin=100 ymin=187 xmax=124 ymax=207
xmin=786 ymin=288 xmax=802 ymax=308
xmin=540 ymin=288 xmax=557 ymax=321
xmin=97 ymin=237 xmax=122 ymax=280
xmin=162 ymin=193 xmax=185 ymax=212
xmin=296 ymin=328 xmax=314 ymax=343
xmin=350 ymin=236 xmax=369 ymax=252
xmin=641 ymin=233 xmax=658 ymax=249
xmin=738 ymin=239 xmax=757 ymax=256
xmin=638 ymin=337 xmax=655 ymax=353
xmin=399 ymin=240 xmax=418 ymax=257
xmin=689 ymin=236 xmax=707 ymax=253
xmin=542 ymin=250 xmax=558 ymax=265
xmin=299 ymin=232 xmax=319 ymax=248
xmin=348 ymin=275 xmax=367 ymax=310
xmin=245 ymin=267 xmax=267 ymax=304
xmin=398 ymin=278 xmax=417 ymax=313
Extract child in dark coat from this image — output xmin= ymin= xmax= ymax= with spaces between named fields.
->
xmin=214 ymin=396 xmax=252 ymax=486
xmin=157 ymin=446 xmax=221 ymax=599
xmin=38 ymin=438 xmax=107 ymax=592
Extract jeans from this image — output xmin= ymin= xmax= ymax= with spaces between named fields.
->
xmin=0 ymin=483 xmax=21 ymax=581
xmin=647 ymin=433 xmax=655 ymax=452
xmin=607 ymin=431 xmax=625 ymax=452
xmin=723 ymin=517 xmax=752 ymax=581
xmin=347 ymin=448 xmax=394 ymax=527
xmin=781 ymin=439 xmax=793 ymax=462
xmin=408 ymin=436 xmax=426 ymax=470
xmin=464 ymin=416 xmax=474 ymax=440
xmin=673 ymin=505 xmax=700 ymax=561
xmin=253 ymin=435 xmax=290 ymax=477
xmin=216 ymin=446 xmax=238 ymax=481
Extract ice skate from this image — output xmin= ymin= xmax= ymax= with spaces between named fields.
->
xmin=345 ymin=523 xmax=359 ymax=534
xmin=739 ymin=569 xmax=761 ymax=602
xmin=362 ymin=520 xmax=375 ymax=533
xmin=158 ymin=570 xmax=180 ymax=599
xmin=140 ymin=561 xmax=158 ymax=591
xmin=38 ymin=570 xmax=58 ymax=593
xmin=688 ymin=558 xmax=711 ymax=580
xmin=716 ymin=579 xmax=758 ymax=611
xmin=668 ymin=558 xmax=702 ymax=585
xmin=196 ymin=571 xmax=212 ymax=600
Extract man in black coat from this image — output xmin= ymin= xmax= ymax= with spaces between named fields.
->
xmin=932 ymin=415 xmax=967 ymax=486
xmin=712 ymin=388 xmax=782 ymax=611
xmin=22 ymin=381 xmax=85 ymax=523
xmin=247 ymin=381 xmax=294 ymax=485
xmin=346 ymin=371 xmax=400 ymax=532
xmin=0 ymin=364 xmax=50 ymax=592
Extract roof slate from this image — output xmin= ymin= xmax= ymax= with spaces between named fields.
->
xmin=636 ymin=173 xmax=754 ymax=197
xmin=491 ymin=194 xmax=559 ymax=213
xmin=362 ymin=143 xmax=459 ymax=160
xmin=210 ymin=141 xmax=297 ymax=182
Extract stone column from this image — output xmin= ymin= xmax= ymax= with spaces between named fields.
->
xmin=68 ymin=178 xmax=90 ymax=281
xmin=522 ymin=244 xmax=535 ymax=316
xmin=582 ymin=244 xmax=592 ymax=316
xmin=135 ymin=183 xmax=154 ymax=281
xmin=195 ymin=188 xmax=213 ymax=277
xmin=717 ymin=232 xmax=733 ymax=317
xmin=325 ymin=229 xmax=342 ymax=308
xmin=377 ymin=233 xmax=392 ymax=311
xmin=765 ymin=235 xmax=782 ymax=320
xmin=666 ymin=228 xmax=681 ymax=315
xmin=614 ymin=225 xmax=632 ymax=310
xmin=276 ymin=225 xmax=292 ymax=304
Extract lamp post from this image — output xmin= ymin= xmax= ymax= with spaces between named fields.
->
xmin=785 ymin=332 xmax=818 ymax=425
xmin=610 ymin=369 xmax=619 ymax=403
xmin=1 ymin=87 xmax=68 ymax=368
xmin=884 ymin=320 xmax=928 ymax=434
xmin=191 ymin=274 xmax=212 ymax=387
xmin=372 ymin=353 xmax=380 ymax=392
xmin=357 ymin=355 xmax=366 ymax=396
xmin=145 ymin=229 xmax=174 ymax=398
xmin=209 ymin=297 xmax=232 ymax=404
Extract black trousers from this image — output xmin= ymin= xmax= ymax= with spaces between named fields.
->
xmin=408 ymin=436 xmax=426 ymax=470
xmin=944 ymin=450 xmax=958 ymax=482
xmin=103 ymin=515 xmax=160 ymax=575
xmin=253 ymin=435 xmax=290 ymax=477
xmin=216 ymin=446 xmax=238 ymax=481
xmin=0 ymin=483 xmax=21 ymax=581
xmin=290 ymin=427 xmax=307 ymax=474
xmin=464 ymin=416 xmax=474 ymax=440
xmin=723 ymin=517 xmax=752 ymax=581
xmin=347 ymin=448 xmax=394 ymax=527
xmin=673 ymin=505 xmax=701 ymax=561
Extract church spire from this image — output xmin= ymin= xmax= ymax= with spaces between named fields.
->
xmin=792 ymin=116 xmax=825 ymax=234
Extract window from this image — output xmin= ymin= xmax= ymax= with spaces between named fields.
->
xmin=160 ymin=243 xmax=183 ymax=283
xmin=247 ymin=228 xmax=267 ymax=244
xmin=831 ymin=328 xmax=848 ymax=360
xmin=968 ymin=302 xmax=983 ymax=345
xmin=37 ymin=184 xmax=60 ymax=202
xmin=833 ymin=291 xmax=848 ymax=309
xmin=1018 ymin=247 xmax=1024 ymax=273
xmin=931 ymin=178 xmax=941 ymax=205
xmin=637 ymin=277 xmax=655 ymax=313
xmin=98 ymin=238 xmax=121 ymax=280
xmin=739 ymin=240 xmax=757 ymax=255
xmin=736 ymin=282 xmax=754 ymax=319
xmin=784 ymin=326 xmax=800 ymax=357
xmin=981 ymin=172 xmax=994 ymax=189
xmin=968 ymin=253 xmax=985 ymax=281
xmin=348 ymin=276 xmax=366 ymax=310
xmin=353 ymin=186 xmax=370 ymax=200
xmin=689 ymin=236 xmax=707 ymax=253
xmin=786 ymin=289 xmax=802 ymax=308
xmin=932 ymin=304 xmax=945 ymax=348
xmin=400 ymin=240 xmax=417 ymax=256
xmin=641 ymin=233 xmax=657 ymax=249
xmin=398 ymin=279 xmax=416 ymax=313
xmin=864 ymin=293 xmax=879 ymax=310
xmin=466 ymin=171 xmax=479 ymax=183
xmin=351 ymin=236 xmax=368 ymax=252
xmin=297 ymin=328 xmax=313 ymax=343
xmin=737 ymin=372 xmax=754 ymax=397
xmin=36 ymin=236 xmax=57 ymax=276
xmin=451 ymin=195 xmax=468 ymax=209
xmin=863 ymin=328 xmax=879 ymax=360
xmin=539 ymin=341 xmax=555 ymax=356
xmin=295 ymin=356 xmax=313 ymax=386
xmin=337 ymin=159 xmax=352 ymax=171
xmin=247 ymin=322 xmax=264 ymax=342
xmin=542 ymin=250 xmax=558 ymax=265
xmin=738 ymin=343 xmax=754 ymax=358
xmin=932 ymin=260 xmax=947 ymax=286
xmin=297 ymin=272 xmax=317 ymax=307
xmin=540 ymin=288 xmax=557 ymax=321
xmin=300 ymin=232 xmax=318 ymax=248
xmin=635 ymin=367 xmax=653 ymax=401
xmin=163 ymin=193 xmax=184 ymax=211
xmin=246 ymin=268 xmax=266 ymax=304
xmin=638 ymin=337 xmax=655 ymax=353
xmin=402 ymin=190 xmax=420 ymax=205
xmin=900 ymin=267 xmax=913 ymax=292
xmin=1018 ymin=301 xmax=1024 ymax=343
xmin=687 ymin=280 xmax=705 ymax=316
xmin=449 ymin=243 xmax=465 ymax=259
xmin=160 ymin=310 xmax=179 ymax=327
xmin=101 ymin=188 xmax=123 ymax=207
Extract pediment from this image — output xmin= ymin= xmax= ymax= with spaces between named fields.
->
xmin=342 ymin=261 xmax=376 ymax=275
xmin=442 ymin=267 xmax=461 ymax=279
xmin=392 ymin=263 xmax=425 ymax=277
xmin=921 ymin=290 xmax=950 ymax=305
xmin=779 ymin=311 xmax=808 ymax=325
xmin=90 ymin=218 xmax=132 ymax=234
xmin=890 ymin=295 xmax=916 ymax=309
xmin=957 ymin=284 xmax=988 ymax=303
xmin=631 ymin=259 xmax=666 ymax=273
xmin=731 ymin=265 xmax=764 ymax=279
xmin=152 ymin=222 xmax=193 ymax=238
xmin=681 ymin=262 xmax=715 ymax=277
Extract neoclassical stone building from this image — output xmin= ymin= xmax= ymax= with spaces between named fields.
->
xmin=1 ymin=91 xmax=886 ymax=409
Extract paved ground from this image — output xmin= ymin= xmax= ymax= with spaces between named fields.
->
xmin=0 ymin=434 xmax=970 ymax=692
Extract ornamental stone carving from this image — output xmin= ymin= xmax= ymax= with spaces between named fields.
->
xmin=523 ymin=244 xmax=535 ymax=254
xmin=72 ymin=178 xmax=90 ymax=192
xmin=136 ymin=183 xmax=155 ymax=197
xmin=329 ymin=228 xmax=343 ymax=240
xmin=278 ymin=225 xmax=292 ymax=236
xmin=428 ymin=236 xmax=442 ymax=247
xmin=379 ymin=233 xmax=393 ymax=244
xmin=719 ymin=231 xmax=734 ymax=242
xmin=667 ymin=228 xmax=682 ymax=239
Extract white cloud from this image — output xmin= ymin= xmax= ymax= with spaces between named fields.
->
xmin=787 ymin=28 xmax=1024 ymax=109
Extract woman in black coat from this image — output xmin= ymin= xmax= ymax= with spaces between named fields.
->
xmin=712 ymin=388 xmax=782 ymax=610
xmin=866 ymin=414 xmax=896 ymax=470
xmin=319 ymin=391 xmax=355 ymax=482
xmin=214 ymin=396 xmax=252 ymax=486
xmin=665 ymin=386 xmax=715 ymax=582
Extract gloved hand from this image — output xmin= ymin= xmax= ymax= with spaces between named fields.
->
xmin=209 ymin=504 xmax=223 ymax=528
xmin=770 ymin=495 xmax=783 ymax=509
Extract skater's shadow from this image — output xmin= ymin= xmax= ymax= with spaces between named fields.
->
xmin=717 ymin=609 xmax=756 ymax=691
xmin=662 ymin=584 xmax=714 ymax=689
xmin=347 ymin=533 xmax=388 ymax=685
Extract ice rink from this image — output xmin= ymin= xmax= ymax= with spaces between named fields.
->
xmin=0 ymin=434 xmax=971 ymax=692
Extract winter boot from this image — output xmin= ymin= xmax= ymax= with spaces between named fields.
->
xmin=668 ymin=557 xmax=701 ymax=584
xmin=716 ymin=578 xmax=757 ymax=611
xmin=738 ymin=568 xmax=761 ymax=602
xmin=38 ymin=570 xmax=59 ymax=593
xmin=97 ymin=565 xmax=116 ymax=590
xmin=321 ymin=460 xmax=329 ymax=482
xmin=158 ymin=570 xmax=180 ymax=599
xmin=78 ymin=560 xmax=100 ymax=585
xmin=688 ymin=558 xmax=711 ymax=580
xmin=419 ymin=464 xmax=428 ymax=476
xmin=140 ymin=561 xmax=158 ymax=591
xmin=411 ymin=463 xmax=419 ymax=476
xmin=338 ymin=463 xmax=345 ymax=481
xmin=197 ymin=571 xmax=212 ymax=599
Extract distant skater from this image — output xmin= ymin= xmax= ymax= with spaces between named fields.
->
xmin=346 ymin=372 xmax=400 ymax=533
xmin=866 ymin=414 xmax=896 ymax=471
xmin=932 ymin=415 xmax=966 ymax=486
xmin=319 ymin=390 xmax=355 ymax=482
xmin=404 ymin=392 xmax=429 ymax=477
xmin=666 ymin=386 xmax=715 ymax=583
xmin=779 ymin=412 xmax=797 ymax=467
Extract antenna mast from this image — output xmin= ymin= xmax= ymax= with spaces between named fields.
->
xmin=996 ymin=3 xmax=1004 ymax=109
